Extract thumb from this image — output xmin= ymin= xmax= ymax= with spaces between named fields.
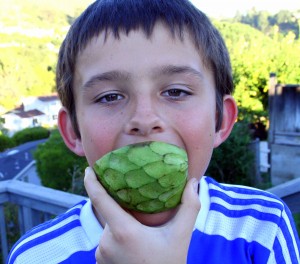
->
xmin=170 ymin=178 xmax=201 ymax=238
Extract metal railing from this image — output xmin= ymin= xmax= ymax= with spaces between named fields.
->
xmin=267 ymin=177 xmax=300 ymax=214
xmin=1 ymin=178 xmax=300 ymax=264
xmin=0 ymin=180 xmax=86 ymax=264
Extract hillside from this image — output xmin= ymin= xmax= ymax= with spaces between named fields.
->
xmin=0 ymin=1 xmax=299 ymax=122
xmin=0 ymin=0 xmax=93 ymax=112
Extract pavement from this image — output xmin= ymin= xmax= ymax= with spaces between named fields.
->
xmin=0 ymin=139 xmax=47 ymax=182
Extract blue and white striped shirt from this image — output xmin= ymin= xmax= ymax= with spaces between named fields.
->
xmin=8 ymin=176 xmax=300 ymax=263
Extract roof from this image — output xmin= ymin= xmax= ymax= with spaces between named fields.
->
xmin=2 ymin=94 xmax=60 ymax=118
xmin=16 ymin=109 xmax=44 ymax=118
xmin=4 ymin=105 xmax=44 ymax=118
xmin=37 ymin=95 xmax=59 ymax=102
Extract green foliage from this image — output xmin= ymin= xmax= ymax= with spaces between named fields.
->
xmin=232 ymin=9 xmax=299 ymax=38
xmin=4 ymin=203 xmax=20 ymax=249
xmin=0 ymin=203 xmax=21 ymax=263
xmin=0 ymin=0 xmax=92 ymax=111
xmin=0 ymin=34 xmax=57 ymax=110
xmin=34 ymin=129 xmax=88 ymax=191
xmin=293 ymin=213 xmax=300 ymax=236
xmin=214 ymin=20 xmax=300 ymax=125
xmin=206 ymin=121 xmax=255 ymax=186
xmin=1 ymin=1 xmax=300 ymax=189
xmin=12 ymin=126 xmax=50 ymax=145
xmin=1 ymin=1 xmax=300 ymax=122
xmin=0 ymin=134 xmax=15 ymax=152
xmin=0 ymin=117 xmax=8 ymax=134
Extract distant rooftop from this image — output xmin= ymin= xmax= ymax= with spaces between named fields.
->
xmin=15 ymin=109 xmax=44 ymax=118
xmin=3 ymin=94 xmax=60 ymax=118
xmin=37 ymin=95 xmax=59 ymax=102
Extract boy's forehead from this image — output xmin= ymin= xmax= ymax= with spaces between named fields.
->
xmin=73 ymin=22 xmax=211 ymax=92
xmin=77 ymin=22 xmax=196 ymax=59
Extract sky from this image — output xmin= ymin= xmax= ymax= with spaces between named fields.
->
xmin=190 ymin=0 xmax=300 ymax=18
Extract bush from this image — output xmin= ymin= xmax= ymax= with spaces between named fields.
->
xmin=12 ymin=126 xmax=50 ymax=145
xmin=34 ymin=129 xmax=88 ymax=192
xmin=0 ymin=134 xmax=15 ymax=152
xmin=206 ymin=121 xmax=255 ymax=186
xmin=293 ymin=213 xmax=300 ymax=236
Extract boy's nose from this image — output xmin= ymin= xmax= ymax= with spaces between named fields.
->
xmin=124 ymin=102 xmax=164 ymax=137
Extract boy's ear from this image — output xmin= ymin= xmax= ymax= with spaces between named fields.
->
xmin=58 ymin=107 xmax=85 ymax=156
xmin=213 ymin=95 xmax=238 ymax=148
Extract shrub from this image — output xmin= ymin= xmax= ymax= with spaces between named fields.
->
xmin=293 ymin=213 xmax=300 ymax=236
xmin=206 ymin=121 xmax=255 ymax=186
xmin=12 ymin=126 xmax=50 ymax=145
xmin=34 ymin=129 xmax=88 ymax=192
xmin=0 ymin=134 xmax=15 ymax=152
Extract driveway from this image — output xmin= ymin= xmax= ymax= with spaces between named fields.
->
xmin=0 ymin=139 xmax=47 ymax=181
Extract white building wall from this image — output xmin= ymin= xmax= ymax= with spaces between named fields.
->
xmin=1 ymin=96 xmax=61 ymax=135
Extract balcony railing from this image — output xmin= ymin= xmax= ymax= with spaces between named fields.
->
xmin=1 ymin=178 xmax=300 ymax=264
xmin=0 ymin=180 xmax=86 ymax=264
xmin=267 ymin=177 xmax=300 ymax=214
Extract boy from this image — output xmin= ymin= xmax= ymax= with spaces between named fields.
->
xmin=8 ymin=0 xmax=300 ymax=263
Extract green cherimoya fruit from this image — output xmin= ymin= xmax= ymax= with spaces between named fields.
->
xmin=93 ymin=141 xmax=188 ymax=213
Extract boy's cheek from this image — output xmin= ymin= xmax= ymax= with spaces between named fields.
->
xmin=81 ymin=137 xmax=114 ymax=167
xmin=186 ymin=142 xmax=215 ymax=180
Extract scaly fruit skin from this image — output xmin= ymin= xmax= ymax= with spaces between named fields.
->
xmin=93 ymin=141 xmax=188 ymax=213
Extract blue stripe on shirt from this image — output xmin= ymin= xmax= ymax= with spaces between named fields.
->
xmin=187 ymin=229 xmax=270 ymax=263
xmin=209 ymin=189 xmax=283 ymax=210
xmin=273 ymin=237 xmax=285 ymax=263
xmin=282 ymin=203 xmax=300 ymax=258
xmin=59 ymin=248 xmax=97 ymax=264
xmin=16 ymin=199 xmax=86 ymax=243
xmin=210 ymin=202 xmax=281 ymax=223
xmin=205 ymin=177 xmax=278 ymax=199
xmin=8 ymin=215 xmax=84 ymax=263
xmin=278 ymin=208 xmax=299 ymax=262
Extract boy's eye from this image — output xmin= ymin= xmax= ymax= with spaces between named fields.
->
xmin=162 ymin=88 xmax=191 ymax=98
xmin=96 ymin=93 xmax=124 ymax=103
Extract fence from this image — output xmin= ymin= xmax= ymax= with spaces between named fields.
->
xmin=0 ymin=180 xmax=85 ymax=264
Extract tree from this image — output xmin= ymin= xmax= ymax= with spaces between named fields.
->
xmin=206 ymin=121 xmax=255 ymax=186
xmin=12 ymin=126 xmax=50 ymax=145
xmin=0 ymin=134 xmax=14 ymax=152
xmin=34 ymin=129 xmax=88 ymax=192
xmin=233 ymin=9 xmax=299 ymax=38
xmin=214 ymin=20 xmax=300 ymax=125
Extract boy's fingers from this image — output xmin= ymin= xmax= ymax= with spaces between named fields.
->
xmin=84 ymin=166 xmax=136 ymax=229
xmin=85 ymin=166 xmax=200 ymax=241
xmin=170 ymin=178 xmax=201 ymax=238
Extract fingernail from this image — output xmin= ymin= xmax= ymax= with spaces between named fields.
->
xmin=85 ymin=166 xmax=92 ymax=174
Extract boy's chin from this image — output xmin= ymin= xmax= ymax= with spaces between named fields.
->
xmin=128 ymin=207 xmax=178 ymax=227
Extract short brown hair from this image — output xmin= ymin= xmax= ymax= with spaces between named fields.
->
xmin=56 ymin=0 xmax=233 ymax=137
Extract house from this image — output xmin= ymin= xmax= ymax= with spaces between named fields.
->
xmin=1 ymin=95 xmax=61 ymax=136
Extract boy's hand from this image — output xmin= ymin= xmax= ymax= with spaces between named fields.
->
xmin=84 ymin=167 xmax=201 ymax=264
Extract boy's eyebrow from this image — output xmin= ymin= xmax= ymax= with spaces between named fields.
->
xmin=82 ymin=70 xmax=131 ymax=89
xmin=153 ymin=65 xmax=204 ymax=80
xmin=82 ymin=65 xmax=203 ymax=90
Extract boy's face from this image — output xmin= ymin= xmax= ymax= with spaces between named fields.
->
xmin=59 ymin=22 xmax=236 ymax=225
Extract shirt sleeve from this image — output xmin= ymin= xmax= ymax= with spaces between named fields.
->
xmin=268 ymin=203 xmax=300 ymax=263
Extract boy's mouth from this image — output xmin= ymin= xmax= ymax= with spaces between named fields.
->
xmin=93 ymin=141 xmax=188 ymax=214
